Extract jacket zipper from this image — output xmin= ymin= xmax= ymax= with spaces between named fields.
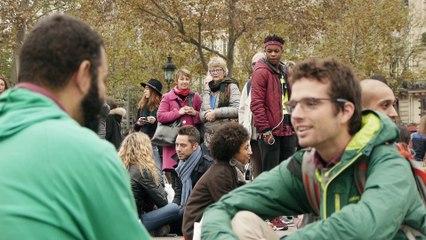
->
xmin=317 ymin=151 xmax=363 ymax=218
xmin=335 ymin=193 xmax=341 ymax=212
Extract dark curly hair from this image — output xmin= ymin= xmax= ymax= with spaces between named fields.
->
xmin=18 ymin=14 xmax=104 ymax=90
xmin=210 ymin=122 xmax=249 ymax=162
xmin=264 ymin=34 xmax=285 ymax=45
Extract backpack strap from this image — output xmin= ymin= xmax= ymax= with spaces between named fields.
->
xmin=356 ymin=144 xmax=426 ymax=207
xmin=395 ymin=142 xmax=426 ymax=205
xmin=302 ymin=148 xmax=321 ymax=216
xmin=354 ymin=156 xmax=368 ymax=194
xmin=411 ymin=160 xmax=426 ymax=206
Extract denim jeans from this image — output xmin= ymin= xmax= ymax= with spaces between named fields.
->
xmin=141 ymin=203 xmax=181 ymax=231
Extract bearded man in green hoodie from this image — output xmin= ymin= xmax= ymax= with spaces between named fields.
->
xmin=201 ymin=58 xmax=426 ymax=239
xmin=0 ymin=14 xmax=149 ymax=239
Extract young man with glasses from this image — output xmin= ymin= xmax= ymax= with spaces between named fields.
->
xmin=201 ymin=58 xmax=426 ymax=239
xmin=250 ymin=34 xmax=297 ymax=173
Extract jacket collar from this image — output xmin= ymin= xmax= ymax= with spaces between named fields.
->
xmin=255 ymin=59 xmax=287 ymax=75
xmin=334 ymin=110 xmax=398 ymax=169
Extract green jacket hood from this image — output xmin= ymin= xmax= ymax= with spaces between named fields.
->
xmin=342 ymin=110 xmax=399 ymax=163
xmin=0 ymin=88 xmax=69 ymax=139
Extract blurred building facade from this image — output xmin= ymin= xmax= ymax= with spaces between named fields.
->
xmin=397 ymin=0 xmax=426 ymax=124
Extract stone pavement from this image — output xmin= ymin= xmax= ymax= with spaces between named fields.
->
xmin=152 ymin=225 xmax=296 ymax=239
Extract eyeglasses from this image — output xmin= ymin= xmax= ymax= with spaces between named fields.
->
xmin=285 ymin=97 xmax=348 ymax=114
xmin=209 ymin=68 xmax=224 ymax=74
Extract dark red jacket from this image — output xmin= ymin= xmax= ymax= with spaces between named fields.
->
xmin=250 ymin=60 xmax=293 ymax=136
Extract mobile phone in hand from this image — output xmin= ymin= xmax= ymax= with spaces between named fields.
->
xmin=138 ymin=117 xmax=147 ymax=124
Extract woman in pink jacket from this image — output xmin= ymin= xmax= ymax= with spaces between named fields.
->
xmin=157 ymin=68 xmax=202 ymax=172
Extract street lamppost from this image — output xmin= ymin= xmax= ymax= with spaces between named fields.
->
xmin=163 ymin=56 xmax=176 ymax=91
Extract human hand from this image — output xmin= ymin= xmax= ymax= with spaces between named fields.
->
xmin=206 ymin=111 xmax=216 ymax=122
xmin=179 ymin=107 xmax=186 ymax=115
xmin=137 ymin=117 xmax=147 ymax=125
xmin=185 ymin=107 xmax=196 ymax=116
xmin=147 ymin=116 xmax=156 ymax=124
xmin=262 ymin=131 xmax=275 ymax=145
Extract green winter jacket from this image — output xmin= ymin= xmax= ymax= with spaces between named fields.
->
xmin=0 ymin=88 xmax=150 ymax=239
xmin=202 ymin=111 xmax=426 ymax=239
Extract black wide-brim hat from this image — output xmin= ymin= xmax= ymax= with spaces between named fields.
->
xmin=140 ymin=79 xmax=163 ymax=96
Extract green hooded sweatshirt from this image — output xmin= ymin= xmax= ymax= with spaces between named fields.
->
xmin=0 ymin=88 xmax=150 ymax=239
xmin=201 ymin=111 xmax=426 ymax=239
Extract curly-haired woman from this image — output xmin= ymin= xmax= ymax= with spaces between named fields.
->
xmin=182 ymin=122 xmax=251 ymax=240
xmin=119 ymin=132 xmax=180 ymax=237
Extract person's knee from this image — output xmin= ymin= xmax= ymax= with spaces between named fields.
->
xmin=231 ymin=211 xmax=262 ymax=234
xmin=233 ymin=211 xmax=258 ymax=223
xmin=231 ymin=211 xmax=279 ymax=240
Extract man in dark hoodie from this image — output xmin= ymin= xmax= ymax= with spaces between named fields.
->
xmin=251 ymin=34 xmax=297 ymax=173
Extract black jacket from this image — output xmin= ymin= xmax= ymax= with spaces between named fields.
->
xmin=133 ymin=107 xmax=158 ymax=138
xmin=128 ymin=164 xmax=167 ymax=216
xmin=106 ymin=107 xmax=126 ymax=150
xmin=171 ymin=144 xmax=214 ymax=205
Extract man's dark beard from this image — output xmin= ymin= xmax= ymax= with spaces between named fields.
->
xmin=81 ymin=76 xmax=102 ymax=132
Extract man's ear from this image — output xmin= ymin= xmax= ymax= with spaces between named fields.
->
xmin=192 ymin=142 xmax=199 ymax=151
xmin=75 ymin=60 xmax=91 ymax=94
xmin=341 ymin=101 xmax=355 ymax=124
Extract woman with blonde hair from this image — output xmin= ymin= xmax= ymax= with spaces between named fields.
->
xmin=200 ymin=56 xmax=240 ymax=138
xmin=119 ymin=132 xmax=180 ymax=237
xmin=157 ymin=68 xmax=202 ymax=172
xmin=411 ymin=116 xmax=426 ymax=161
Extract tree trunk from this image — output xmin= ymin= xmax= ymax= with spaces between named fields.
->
xmin=10 ymin=0 xmax=29 ymax=85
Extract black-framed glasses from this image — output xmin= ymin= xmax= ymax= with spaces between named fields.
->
xmin=209 ymin=68 xmax=224 ymax=74
xmin=285 ymin=97 xmax=348 ymax=114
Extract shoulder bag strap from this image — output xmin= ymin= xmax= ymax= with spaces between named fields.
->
xmin=188 ymin=92 xmax=195 ymax=107
xmin=174 ymin=93 xmax=196 ymax=124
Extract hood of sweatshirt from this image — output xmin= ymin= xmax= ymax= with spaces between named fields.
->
xmin=0 ymin=88 xmax=70 ymax=140
xmin=253 ymin=59 xmax=287 ymax=76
